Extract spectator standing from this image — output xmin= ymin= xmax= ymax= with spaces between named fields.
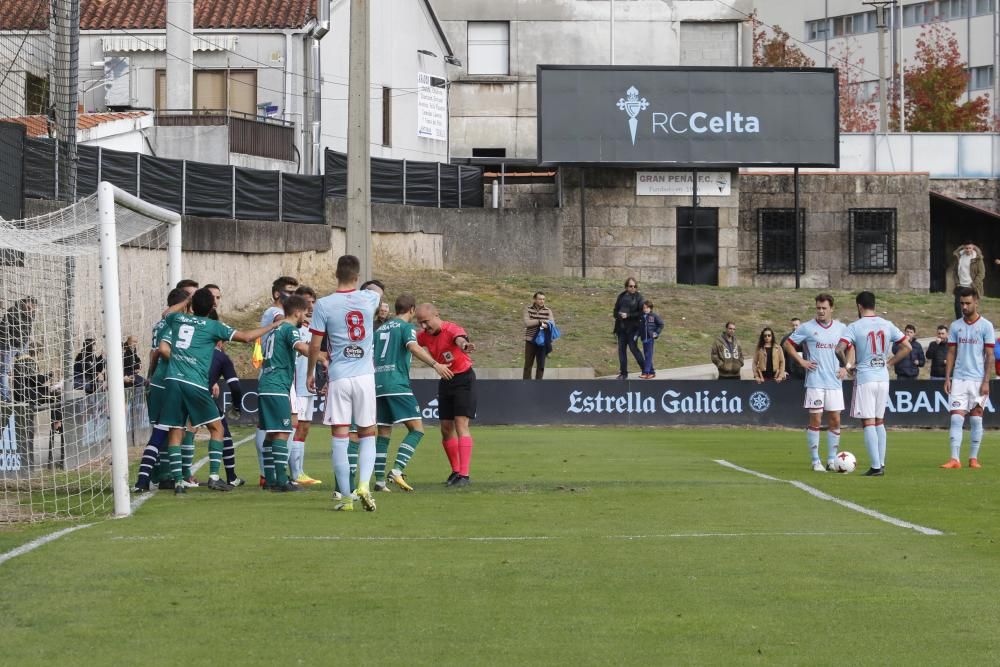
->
xmin=522 ymin=291 xmax=553 ymax=380
xmin=639 ymin=300 xmax=664 ymax=379
xmin=711 ymin=322 xmax=745 ymax=380
xmin=11 ymin=342 xmax=52 ymax=467
xmin=612 ymin=278 xmax=645 ymax=379
xmin=926 ymin=325 xmax=950 ymax=380
xmin=122 ymin=336 xmax=143 ymax=387
xmin=952 ymin=242 xmax=985 ymax=320
xmin=753 ymin=327 xmax=785 ymax=383
xmin=0 ymin=297 xmax=37 ymax=402
xmin=781 ymin=318 xmax=806 ymax=381
xmin=892 ymin=324 xmax=925 ymax=380
xmin=73 ymin=338 xmax=105 ymax=394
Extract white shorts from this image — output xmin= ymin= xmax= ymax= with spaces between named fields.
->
xmin=948 ymin=379 xmax=988 ymax=413
xmin=323 ymin=374 xmax=376 ymax=428
xmin=295 ymin=395 xmax=315 ymax=421
xmin=803 ymin=387 xmax=844 ymax=413
xmin=851 ymin=381 xmax=889 ymax=420
xmin=289 ymin=383 xmax=298 ymax=407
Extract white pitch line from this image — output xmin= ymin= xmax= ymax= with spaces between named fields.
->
xmin=0 ymin=434 xmax=255 ymax=567
xmin=277 ymin=531 xmax=879 ymax=543
xmin=714 ymin=459 xmax=945 ymax=536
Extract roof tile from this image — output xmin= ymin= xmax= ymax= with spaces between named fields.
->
xmin=3 ymin=111 xmax=150 ymax=137
xmin=1 ymin=0 xmax=316 ymax=31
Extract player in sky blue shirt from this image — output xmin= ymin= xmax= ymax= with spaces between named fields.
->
xmin=941 ymin=286 xmax=996 ymax=469
xmin=783 ymin=294 xmax=850 ymax=472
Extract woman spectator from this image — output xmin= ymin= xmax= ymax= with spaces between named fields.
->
xmin=73 ymin=338 xmax=105 ymax=394
xmin=522 ymin=291 xmax=553 ymax=380
xmin=612 ymin=277 xmax=645 ymax=379
xmin=752 ymin=327 xmax=785 ymax=383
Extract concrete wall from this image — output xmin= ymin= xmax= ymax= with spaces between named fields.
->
xmin=679 ymin=22 xmax=740 ymax=66
xmin=145 ymin=126 xmax=229 ymax=163
xmin=484 ymin=180 xmax=558 ymax=209
xmin=559 ymin=167 xmax=742 ymax=285
xmin=739 ymin=173 xmax=930 ymax=290
xmin=930 ymin=179 xmax=1000 ymax=213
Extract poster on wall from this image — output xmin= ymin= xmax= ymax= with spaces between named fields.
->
xmin=417 ymin=72 xmax=448 ymax=142
xmin=636 ymin=171 xmax=732 ymax=196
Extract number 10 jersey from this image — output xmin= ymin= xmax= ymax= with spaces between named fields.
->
xmin=309 ymin=289 xmax=381 ymax=381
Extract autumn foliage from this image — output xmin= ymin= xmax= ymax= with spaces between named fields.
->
xmin=751 ymin=15 xmax=815 ymax=68
xmin=900 ymin=22 xmax=990 ymax=132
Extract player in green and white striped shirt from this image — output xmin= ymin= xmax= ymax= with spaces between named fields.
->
xmin=373 ymin=293 xmax=453 ymax=491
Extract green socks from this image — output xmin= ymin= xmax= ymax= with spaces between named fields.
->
xmin=208 ymin=439 xmax=223 ymax=477
xmin=181 ymin=431 xmax=196 ymax=479
xmin=263 ymin=439 xmax=276 ymax=486
xmin=394 ymin=430 xmax=424 ymax=473
xmin=375 ymin=436 xmax=390 ymax=482
xmin=272 ymin=439 xmax=289 ymax=485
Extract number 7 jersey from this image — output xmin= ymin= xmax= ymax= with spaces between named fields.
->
xmin=840 ymin=316 xmax=905 ymax=385
xmin=309 ymin=289 xmax=381 ymax=380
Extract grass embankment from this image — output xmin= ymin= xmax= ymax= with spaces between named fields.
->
xmin=222 ymin=269 xmax=992 ymax=377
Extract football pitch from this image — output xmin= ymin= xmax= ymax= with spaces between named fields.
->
xmin=2 ymin=425 xmax=999 ymax=665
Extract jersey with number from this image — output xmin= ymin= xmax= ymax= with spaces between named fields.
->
xmin=841 ymin=316 xmax=906 ymax=385
xmin=789 ymin=318 xmax=846 ymax=390
xmin=309 ymin=289 xmax=381 ymax=380
xmin=294 ymin=325 xmax=313 ymax=397
xmin=164 ymin=313 xmax=236 ymax=389
xmin=259 ymin=322 xmax=301 ymax=394
xmin=149 ymin=314 xmax=176 ymax=387
xmin=374 ymin=318 xmax=417 ymax=396
xmin=949 ymin=315 xmax=996 ymax=381
xmin=417 ymin=320 xmax=473 ymax=374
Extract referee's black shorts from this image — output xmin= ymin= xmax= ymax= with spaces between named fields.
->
xmin=437 ymin=369 xmax=477 ymax=420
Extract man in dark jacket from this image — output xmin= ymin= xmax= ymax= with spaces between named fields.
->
xmin=892 ymin=324 xmax=925 ymax=379
xmin=781 ymin=318 xmax=806 ymax=381
xmin=925 ymin=325 xmax=949 ymax=380
xmin=11 ymin=343 xmax=52 ymax=467
xmin=612 ymin=278 xmax=645 ymax=379
xmin=0 ymin=297 xmax=37 ymax=402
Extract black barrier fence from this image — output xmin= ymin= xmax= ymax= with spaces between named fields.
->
xmin=20 ymin=139 xmax=484 ymax=223
xmin=0 ymin=122 xmax=25 ymax=220
xmin=219 ymin=379 xmax=996 ymax=429
xmin=323 ymin=149 xmax=483 ymax=208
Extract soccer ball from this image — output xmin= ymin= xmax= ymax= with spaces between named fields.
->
xmin=833 ymin=451 xmax=857 ymax=474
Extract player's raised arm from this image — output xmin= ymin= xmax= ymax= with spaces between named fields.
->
xmin=406 ymin=340 xmax=454 ymax=380
xmin=231 ymin=319 xmax=283 ymax=344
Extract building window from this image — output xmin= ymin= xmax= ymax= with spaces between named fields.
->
xmin=805 ymin=19 xmax=828 ymax=41
xmin=24 ymin=72 xmax=48 ymax=116
xmin=472 ymin=148 xmax=506 ymax=158
xmin=757 ymin=209 xmax=805 ymax=275
xmin=939 ymin=0 xmax=968 ymax=19
xmin=155 ymin=69 xmax=258 ymax=115
xmin=467 ymin=22 xmax=510 ymax=75
xmin=969 ymin=65 xmax=993 ymax=91
xmin=903 ymin=2 xmax=934 ymax=26
xmin=974 ymin=0 xmax=995 ymax=15
xmin=382 ymin=86 xmax=391 ymax=147
xmin=849 ymin=209 xmax=897 ymax=274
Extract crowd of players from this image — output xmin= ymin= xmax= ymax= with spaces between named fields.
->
xmin=132 ymin=255 xmax=474 ymax=512
xmin=783 ymin=287 xmax=994 ymax=475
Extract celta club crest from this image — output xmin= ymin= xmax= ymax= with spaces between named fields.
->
xmin=616 ymin=86 xmax=649 ymax=146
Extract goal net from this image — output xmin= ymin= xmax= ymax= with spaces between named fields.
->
xmin=0 ymin=183 xmax=180 ymax=522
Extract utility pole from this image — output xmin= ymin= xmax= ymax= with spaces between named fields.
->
xmin=346 ymin=0 xmax=372 ymax=279
xmin=864 ymin=1 xmax=896 ymax=133
xmin=610 ymin=0 xmax=615 ymax=65
xmin=51 ymin=0 xmax=80 ymax=200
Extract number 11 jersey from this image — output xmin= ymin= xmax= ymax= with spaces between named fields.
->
xmin=841 ymin=316 xmax=905 ymax=385
xmin=309 ymin=289 xmax=381 ymax=380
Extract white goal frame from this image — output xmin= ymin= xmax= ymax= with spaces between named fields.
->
xmin=98 ymin=182 xmax=182 ymax=517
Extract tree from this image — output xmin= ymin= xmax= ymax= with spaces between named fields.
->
xmin=902 ymin=22 xmax=989 ymax=132
xmin=751 ymin=14 xmax=815 ymax=68
xmin=829 ymin=40 xmax=878 ymax=133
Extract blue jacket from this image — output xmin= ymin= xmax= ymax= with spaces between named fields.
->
xmin=640 ymin=312 xmax=664 ymax=343
xmin=892 ymin=338 xmax=925 ymax=379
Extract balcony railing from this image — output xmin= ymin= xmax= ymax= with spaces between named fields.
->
xmin=155 ymin=109 xmax=296 ymax=163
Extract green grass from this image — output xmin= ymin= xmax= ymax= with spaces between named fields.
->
xmin=2 ymin=425 xmax=999 ymax=665
xmin=224 ymin=269 xmax=989 ymax=377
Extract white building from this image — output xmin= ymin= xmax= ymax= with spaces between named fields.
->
xmin=0 ymin=0 xmax=456 ymax=172
xmin=434 ymin=0 xmax=753 ymax=160
xmin=751 ymin=0 xmax=999 ymax=120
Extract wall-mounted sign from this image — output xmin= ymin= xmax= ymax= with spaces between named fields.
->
xmin=636 ymin=171 xmax=731 ymax=196
xmin=537 ymin=66 xmax=839 ymax=167
xmin=416 ymin=72 xmax=448 ymax=142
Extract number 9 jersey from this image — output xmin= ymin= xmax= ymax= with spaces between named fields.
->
xmin=309 ymin=288 xmax=381 ymax=381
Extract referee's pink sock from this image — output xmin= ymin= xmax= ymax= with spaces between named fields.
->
xmin=442 ymin=437 xmax=460 ymax=472
xmin=458 ymin=436 xmax=473 ymax=477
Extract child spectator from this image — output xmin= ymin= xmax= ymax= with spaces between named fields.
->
xmin=639 ymin=300 xmax=664 ymax=379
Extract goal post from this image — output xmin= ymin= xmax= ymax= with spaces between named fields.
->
xmin=98 ymin=182 xmax=181 ymax=517
xmin=0 ymin=182 xmax=181 ymax=523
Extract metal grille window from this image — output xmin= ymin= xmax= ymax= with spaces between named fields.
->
xmin=757 ymin=208 xmax=805 ymax=274
xmin=849 ymin=209 xmax=897 ymax=273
